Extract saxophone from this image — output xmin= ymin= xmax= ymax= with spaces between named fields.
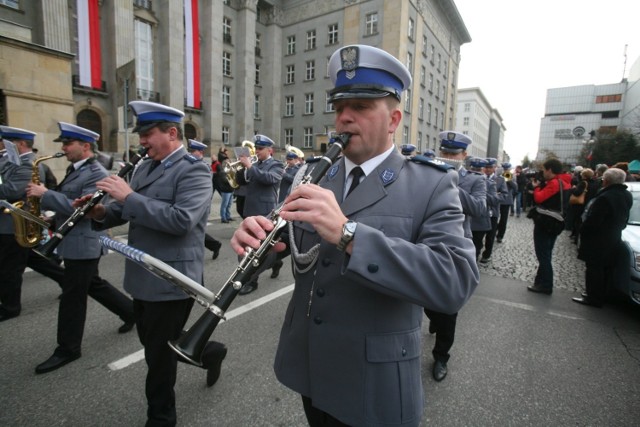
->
xmin=4 ymin=152 xmax=64 ymax=247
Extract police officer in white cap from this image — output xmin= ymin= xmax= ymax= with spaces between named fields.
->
xmin=423 ymin=131 xmax=487 ymax=382
xmin=400 ymin=143 xmax=416 ymax=157
xmin=0 ymin=126 xmax=39 ymax=321
xmin=232 ymin=44 xmax=478 ymax=426
xmin=187 ymin=139 xmax=223 ymax=260
xmin=82 ymin=101 xmax=227 ymax=425
xmin=27 ymin=122 xmax=136 ymax=373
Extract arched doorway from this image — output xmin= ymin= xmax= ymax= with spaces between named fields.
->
xmin=184 ymin=123 xmax=197 ymax=141
xmin=77 ymin=109 xmax=103 ymax=151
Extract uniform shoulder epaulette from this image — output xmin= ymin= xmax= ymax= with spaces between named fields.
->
xmin=410 ymin=155 xmax=454 ymax=171
xmin=183 ymin=153 xmax=200 ymax=163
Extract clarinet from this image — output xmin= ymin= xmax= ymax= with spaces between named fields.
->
xmin=34 ymin=147 xmax=149 ymax=259
xmin=168 ymin=133 xmax=351 ymax=366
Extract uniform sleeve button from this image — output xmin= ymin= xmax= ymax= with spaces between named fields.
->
xmin=402 ymin=347 xmax=407 ymax=357
xmin=316 ymin=288 xmax=325 ymax=297
xmin=367 ymin=264 xmax=379 ymax=273
xmin=313 ymin=316 xmax=322 ymax=325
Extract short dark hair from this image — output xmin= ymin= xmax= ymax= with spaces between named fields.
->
xmin=156 ymin=122 xmax=184 ymax=140
xmin=543 ymin=158 xmax=562 ymax=174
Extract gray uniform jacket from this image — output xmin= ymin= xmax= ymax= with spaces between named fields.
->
xmin=494 ymin=175 xmax=513 ymax=207
xmin=41 ymin=158 xmax=109 ymax=259
xmin=274 ymin=150 xmax=479 ymax=427
xmin=457 ymin=167 xmax=487 ymax=238
xmin=471 ymin=175 xmax=496 ymax=232
xmin=0 ymin=152 xmax=35 ymax=234
xmin=278 ymin=163 xmax=301 ymax=203
xmin=237 ymin=157 xmax=284 ymax=216
xmin=96 ymin=148 xmax=212 ymax=302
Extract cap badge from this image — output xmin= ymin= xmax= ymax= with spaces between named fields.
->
xmin=447 ymin=132 xmax=456 ymax=141
xmin=341 ymin=46 xmax=359 ymax=79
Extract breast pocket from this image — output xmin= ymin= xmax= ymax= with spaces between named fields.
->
xmin=149 ymin=185 xmax=176 ymax=202
xmin=358 ymin=212 xmax=414 ymax=241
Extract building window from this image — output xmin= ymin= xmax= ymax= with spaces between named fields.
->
xmin=418 ymin=98 xmax=424 ymax=120
xmin=255 ymin=64 xmax=260 ymax=85
xmin=255 ymin=33 xmax=261 ymax=56
xmin=222 ymin=51 xmax=231 ymax=76
xmin=596 ymin=94 xmax=622 ymax=103
xmin=222 ymin=86 xmax=231 ymax=113
xmin=420 ymin=66 xmax=426 ymax=86
xmin=463 ymin=117 xmax=469 ymax=126
xmin=407 ymin=18 xmax=415 ymax=40
xmin=305 ymin=93 xmax=314 ymax=114
xmin=404 ymin=88 xmax=411 ymax=113
xmin=430 ymin=45 xmax=435 ymax=62
xmin=406 ymin=52 xmax=413 ymax=74
xmin=403 ymin=126 xmax=409 ymax=145
xmin=442 ymin=84 xmax=446 ymax=101
xmin=437 ymin=53 xmax=441 ymax=71
xmin=325 ymin=92 xmax=335 ymax=112
xmin=440 ymin=112 xmax=444 ymax=129
xmin=365 ymin=12 xmax=378 ymax=35
xmin=135 ymin=19 xmax=154 ymax=96
xmin=286 ymin=65 xmax=295 ymax=84
xmin=285 ymin=128 xmax=294 ymax=145
xmin=464 ymin=103 xmax=470 ymax=112
xmin=286 ymin=35 xmax=296 ymax=55
xmin=417 ymin=131 xmax=423 ymax=152
xmin=326 ymin=56 xmax=331 ymax=77
xmin=306 ymin=29 xmax=316 ymax=50
xmin=285 ymin=96 xmax=294 ymax=117
xmin=422 ymin=35 xmax=428 ymax=56
xmin=0 ymin=0 xmax=19 ymax=9
xmin=254 ymin=95 xmax=260 ymax=119
xmin=305 ymin=60 xmax=315 ymax=81
xmin=328 ymin=24 xmax=339 ymax=45
xmin=222 ymin=126 xmax=229 ymax=145
xmin=427 ymin=103 xmax=432 ymax=124
xmin=434 ymin=108 xmax=439 ymax=127
xmin=223 ymin=17 xmax=232 ymax=44
xmin=435 ymin=80 xmax=440 ymax=98
xmin=428 ymin=73 xmax=434 ymax=92
xmin=304 ymin=127 xmax=314 ymax=148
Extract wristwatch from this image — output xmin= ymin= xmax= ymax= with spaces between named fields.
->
xmin=337 ymin=220 xmax=357 ymax=252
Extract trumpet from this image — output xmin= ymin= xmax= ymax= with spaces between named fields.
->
xmin=34 ymin=146 xmax=148 ymax=259
xmin=101 ymin=133 xmax=352 ymax=366
xmin=503 ymin=171 xmax=513 ymax=181
xmin=223 ymin=140 xmax=257 ymax=188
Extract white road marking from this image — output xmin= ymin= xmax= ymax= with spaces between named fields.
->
xmin=108 ymin=284 xmax=295 ymax=371
xmin=477 ymin=295 xmax=585 ymax=321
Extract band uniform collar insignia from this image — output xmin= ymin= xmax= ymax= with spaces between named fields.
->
xmin=327 ymin=164 xmax=340 ymax=180
xmin=341 ymin=46 xmax=359 ymax=80
xmin=380 ymin=168 xmax=396 ymax=185
xmin=459 ymin=168 xmax=468 ymax=177
xmin=164 ymin=160 xmax=174 ymax=169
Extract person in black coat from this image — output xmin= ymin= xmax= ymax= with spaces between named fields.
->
xmin=573 ymin=168 xmax=633 ymax=307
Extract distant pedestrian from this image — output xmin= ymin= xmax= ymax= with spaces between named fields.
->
xmin=573 ymin=168 xmax=632 ymax=307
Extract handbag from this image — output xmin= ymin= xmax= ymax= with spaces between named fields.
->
xmin=569 ymin=181 xmax=587 ymax=205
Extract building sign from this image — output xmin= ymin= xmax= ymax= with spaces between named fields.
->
xmin=554 ymin=126 xmax=586 ymax=140
xmin=572 ymin=126 xmax=586 ymax=138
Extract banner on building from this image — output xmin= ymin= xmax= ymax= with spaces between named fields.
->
xmin=77 ymin=0 xmax=102 ymax=89
xmin=184 ymin=0 xmax=201 ymax=108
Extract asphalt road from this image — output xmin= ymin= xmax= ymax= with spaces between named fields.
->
xmin=1 ymin=214 xmax=639 ymax=426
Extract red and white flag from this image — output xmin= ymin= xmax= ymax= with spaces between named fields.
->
xmin=77 ymin=0 xmax=102 ymax=89
xmin=184 ymin=0 xmax=201 ymax=108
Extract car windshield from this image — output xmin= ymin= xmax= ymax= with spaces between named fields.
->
xmin=629 ymin=187 xmax=640 ymax=225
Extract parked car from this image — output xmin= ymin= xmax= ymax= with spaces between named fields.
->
xmin=616 ymin=181 xmax=640 ymax=305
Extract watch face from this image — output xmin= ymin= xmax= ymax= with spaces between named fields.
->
xmin=345 ymin=221 xmax=357 ymax=233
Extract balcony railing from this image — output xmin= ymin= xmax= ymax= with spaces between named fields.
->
xmin=133 ymin=0 xmax=152 ymax=10
xmin=136 ymin=88 xmax=159 ymax=102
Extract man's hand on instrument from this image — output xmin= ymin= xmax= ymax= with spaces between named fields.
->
xmin=26 ymin=182 xmax=47 ymax=198
xmin=231 ymin=215 xmax=287 ymax=256
xmin=71 ymin=194 xmax=106 ymax=220
xmin=96 ymin=175 xmax=133 ymax=203
xmin=279 ymin=184 xmax=347 ymax=247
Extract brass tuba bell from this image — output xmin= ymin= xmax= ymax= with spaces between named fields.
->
xmin=222 ymin=140 xmax=257 ymax=189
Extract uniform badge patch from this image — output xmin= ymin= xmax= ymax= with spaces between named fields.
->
xmin=380 ymin=169 xmax=396 ymax=185
xmin=327 ymin=164 xmax=339 ymax=179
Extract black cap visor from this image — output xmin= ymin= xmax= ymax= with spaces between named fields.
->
xmin=329 ymin=84 xmax=401 ymax=103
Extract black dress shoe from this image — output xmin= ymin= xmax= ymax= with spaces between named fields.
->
xmin=0 ymin=307 xmax=19 ymax=322
xmin=527 ymin=284 xmax=552 ymax=295
xmin=432 ymin=360 xmax=448 ymax=382
xmin=212 ymin=241 xmax=222 ymax=260
xmin=572 ymin=296 xmax=603 ymax=308
xmin=206 ymin=345 xmax=228 ymax=387
xmin=35 ymin=352 xmax=81 ymax=374
xmin=118 ymin=321 xmax=135 ymax=334
xmin=270 ymin=260 xmax=283 ymax=279
xmin=238 ymin=282 xmax=258 ymax=295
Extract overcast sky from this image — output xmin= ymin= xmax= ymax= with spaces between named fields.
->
xmin=454 ymin=0 xmax=640 ymax=165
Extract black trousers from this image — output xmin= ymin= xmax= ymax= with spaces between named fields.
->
xmin=203 ymin=233 xmax=221 ymax=251
xmin=134 ymin=298 xmax=225 ymax=427
xmin=496 ymin=204 xmax=511 ymax=239
xmin=472 ymin=216 xmax=498 ymax=259
xmin=424 ymin=309 xmax=458 ymax=363
xmin=55 ymin=258 xmax=134 ymax=356
xmin=0 ymin=234 xmax=30 ymax=315
xmin=302 ymin=396 xmax=350 ymax=427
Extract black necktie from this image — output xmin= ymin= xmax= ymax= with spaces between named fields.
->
xmin=148 ymin=160 xmax=161 ymax=175
xmin=346 ymin=167 xmax=364 ymax=197
xmin=65 ymin=164 xmax=75 ymax=177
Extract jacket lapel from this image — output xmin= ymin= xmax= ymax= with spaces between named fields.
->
xmin=133 ymin=148 xmax=187 ymax=191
